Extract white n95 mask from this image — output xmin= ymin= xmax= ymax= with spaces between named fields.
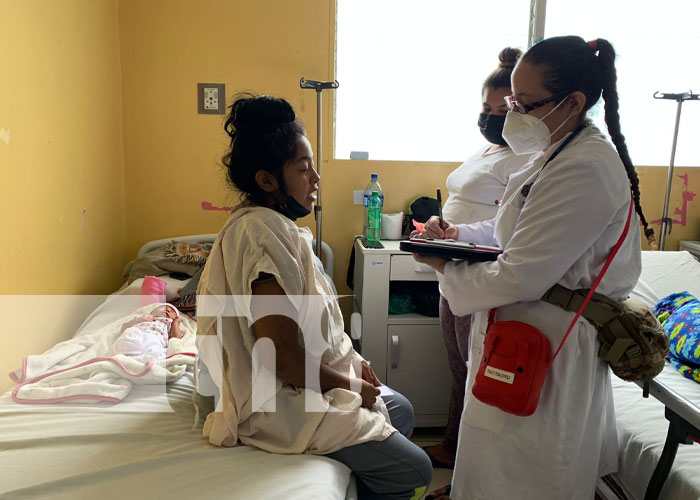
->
xmin=502 ymin=95 xmax=572 ymax=155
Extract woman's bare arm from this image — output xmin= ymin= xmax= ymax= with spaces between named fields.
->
xmin=251 ymin=278 xmax=379 ymax=407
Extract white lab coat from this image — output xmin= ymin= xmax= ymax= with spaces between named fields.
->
xmin=438 ymin=124 xmax=641 ymax=500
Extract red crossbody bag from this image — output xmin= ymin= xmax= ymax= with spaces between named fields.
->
xmin=472 ymin=194 xmax=634 ymax=416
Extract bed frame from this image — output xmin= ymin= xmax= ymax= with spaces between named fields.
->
xmin=636 ymin=377 xmax=700 ymax=499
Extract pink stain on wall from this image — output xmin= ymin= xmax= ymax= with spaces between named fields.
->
xmin=650 ymin=174 xmax=697 ymax=227
xmin=201 ymin=201 xmax=233 ymax=212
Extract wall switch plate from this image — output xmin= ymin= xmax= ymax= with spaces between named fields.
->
xmin=197 ymin=83 xmax=226 ymax=114
xmin=353 ymin=190 xmax=365 ymax=205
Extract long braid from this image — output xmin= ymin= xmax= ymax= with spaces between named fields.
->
xmin=595 ymin=39 xmax=657 ymax=247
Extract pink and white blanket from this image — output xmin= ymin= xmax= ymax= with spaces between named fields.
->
xmin=8 ymin=303 xmax=197 ymax=404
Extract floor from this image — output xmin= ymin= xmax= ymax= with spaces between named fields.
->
xmin=410 ymin=427 xmax=453 ymax=499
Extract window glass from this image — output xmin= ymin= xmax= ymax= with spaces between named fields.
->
xmin=546 ymin=0 xmax=700 ymax=166
xmin=335 ymin=0 xmax=529 ymax=162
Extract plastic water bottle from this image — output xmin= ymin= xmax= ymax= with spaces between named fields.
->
xmin=367 ymin=191 xmax=382 ymax=241
xmin=363 ymin=173 xmax=383 ymax=238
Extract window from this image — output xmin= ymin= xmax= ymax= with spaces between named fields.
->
xmin=546 ymin=0 xmax=700 ymax=167
xmin=335 ymin=0 xmax=530 ymax=162
xmin=335 ymin=0 xmax=700 ymax=166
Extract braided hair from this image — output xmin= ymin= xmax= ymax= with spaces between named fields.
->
xmin=222 ymin=93 xmax=305 ymax=206
xmin=522 ymin=36 xmax=655 ymax=245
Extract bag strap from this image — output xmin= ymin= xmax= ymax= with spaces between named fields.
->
xmin=488 ymin=192 xmax=634 ymax=365
xmin=549 ymin=193 xmax=634 ymax=363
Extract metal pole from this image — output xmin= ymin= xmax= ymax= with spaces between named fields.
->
xmin=315 ymin=89 xmax=323 ymax=258
xmin=659 ymin=99 xmax=684 ymax=251
xmin=299 ymin=78 xmax=339 ymax=258
xmin=528 ymin=0 xmax=547 ymax=48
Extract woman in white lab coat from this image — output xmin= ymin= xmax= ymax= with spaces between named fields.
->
xmin=422 ymin=47 xmax=532 ymax=469
xmin=417 ymin=36 xmax=656 ymax=500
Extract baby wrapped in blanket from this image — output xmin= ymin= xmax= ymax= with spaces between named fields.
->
xmin=115 ymin=304 xmax=184 ymax=361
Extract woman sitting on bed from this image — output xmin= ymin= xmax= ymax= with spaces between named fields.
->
xmin=196 ymin=94 xmax=432 ymax=500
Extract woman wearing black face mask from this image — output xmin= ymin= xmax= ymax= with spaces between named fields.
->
xmin=197 ymin=94 xmax=433 ymax=500
xmin=419 ymin=47 xmax=532 ymax=474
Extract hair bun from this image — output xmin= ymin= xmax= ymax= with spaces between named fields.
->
xmin=230 ymin=94 xmax=296 ymax=135
xmin=498 ymin=47 xmax=523 ymax=69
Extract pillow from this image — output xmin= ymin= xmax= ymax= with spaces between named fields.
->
xmin=128 ymin=276 xmax=192 ymax=302
xmin=140 ymin=276 xmax=167 ymax=307
xmin=123 ymin=244 xmax=202 ymax=283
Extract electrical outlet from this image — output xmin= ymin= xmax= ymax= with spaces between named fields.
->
xmin=204 ymin=88 xmax=219 ymax=110
xmin=197 ymin=83 xmax=225 ymax=114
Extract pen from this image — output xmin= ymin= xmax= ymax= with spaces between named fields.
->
xmin=437 ymin=188 xmax=445 ymax=232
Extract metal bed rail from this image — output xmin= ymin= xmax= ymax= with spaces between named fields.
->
xmin=634 ymin=377 xmax=700 ymax=500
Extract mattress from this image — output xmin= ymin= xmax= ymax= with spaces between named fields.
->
xmin=611 ymin=250 xmax=700 ymax=500
xmin=0 ymin=283 xmax=352 ymax=500
xmin=0 ymin=370 xmax=352 ymax=499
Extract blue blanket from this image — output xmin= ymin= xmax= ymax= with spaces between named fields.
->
xmin=655 ymin=291 xmax=700 ymax=384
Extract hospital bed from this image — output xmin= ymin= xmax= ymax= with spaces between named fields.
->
xmin=0 ymin=234 xmax=355 ymax=500
xmin=606 ymin=250 xmax=700 ymax=500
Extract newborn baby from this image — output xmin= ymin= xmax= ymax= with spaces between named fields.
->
xmin=114 ymin=304 xmax=184 ymax=360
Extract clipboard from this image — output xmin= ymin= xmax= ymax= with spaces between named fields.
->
xmin=399 ymin=238 xmax=502 ymax=262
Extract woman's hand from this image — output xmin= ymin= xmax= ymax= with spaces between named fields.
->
xmin=421 ymin=216 xmax=459 ymax=240
xmin=357 ymin=379 xmax=381 ymax=408
xmin=361 ymin=360 xmax=381 ymax=387
xmin=412 ymin=253 xmax=448 ymax=274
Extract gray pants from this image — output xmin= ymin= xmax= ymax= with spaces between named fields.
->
xmin=439 ymin=295 xmax=472 ymax=454
xmin=326 ymin=389 xmax=432 ymax=500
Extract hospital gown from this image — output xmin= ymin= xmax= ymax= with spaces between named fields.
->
xmin=196 ymin=205 xmax=395 ymax=455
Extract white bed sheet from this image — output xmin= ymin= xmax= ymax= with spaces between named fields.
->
xmin=611 ymin=250 xmax=700 ymax=500
xmin=0 ymin=282 xmax=352 ymax=500
xmin=0 ymin=371 xmax=351 ymax=499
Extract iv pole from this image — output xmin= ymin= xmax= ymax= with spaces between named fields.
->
xmin=299 ymin=77 xmax=339 ymax=257
xmin=653 ymin=90 xmax=699 ymax=251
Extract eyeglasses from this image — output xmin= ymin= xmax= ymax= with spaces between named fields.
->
xmin=504 ymin=93 xmax=568 ymax=114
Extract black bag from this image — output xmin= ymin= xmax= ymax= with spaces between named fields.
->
xmin=411 ymin=282 xmax=440 ymax=317
xmin=407 ymin=196 xmax=440 ymax=234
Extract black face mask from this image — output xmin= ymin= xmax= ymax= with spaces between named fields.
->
xmin=478 ymin=113 xmax=507 ymax=146
xmin=277 ymin=193 xmax=311 ymax=221
xmin=271 ymin=181 xmax=311 ymax=221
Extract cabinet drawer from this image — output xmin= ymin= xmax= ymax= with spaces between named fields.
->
xmin=390 ymin=255 xmax=437 ymax=281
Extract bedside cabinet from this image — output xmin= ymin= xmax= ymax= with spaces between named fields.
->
xmin=353 ymin=239 xmax=451 ymax=427
xmin=679 ymin=241 xmax=700 ymax=261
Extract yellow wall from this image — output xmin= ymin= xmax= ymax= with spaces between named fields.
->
xmin=0 ymin=0 xmax=125 ymax=393
xmin=118 ymin=0 xmax=337 ymax=259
